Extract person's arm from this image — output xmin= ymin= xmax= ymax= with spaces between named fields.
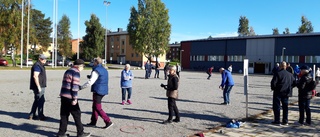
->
xmin=33 ymin=66 xmax=42 ymax=93
xmin=271 ymin=73 xmax=278 ymax=90
xmin=220 ymin=72 xmax=227 ymax=88
xmin=81 ymin=71 xmax=98 ymax=89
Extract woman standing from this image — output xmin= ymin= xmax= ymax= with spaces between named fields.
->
xmin=120 ymin=64 xmax=134 ymax=105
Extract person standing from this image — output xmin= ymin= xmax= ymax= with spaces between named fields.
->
xmin=316 ymin=67 xmax=320 ymax=84
xmin=270 ymin=61 xmax=295 ymax=125
xmin=219 ymin=68 xmax=234 ymax=105
xmin=161 ymin=66 xmax=180 ymax=124
xmin=57 ymin=59 xmax=91 ymax=137
xmin=176 ymin=63 xmax=181 ymax=77
xmin=272 ymin=63 xmax=280 ymax=75
xmin=29 ymin=54 xmax=47 ymax=120
xmin=296 ymin=65 xmax=314 ymax=126
xmin=228 ymin=65 xmax=232 ymax=73
xmin=294 ymin=65 xmax=300 ymax=81
xmin=164 ymin=62 xmax=169 ymax=80
xmin=145 ymin=61 xmax=151 ymax=79
xmin=154 ymin=61 xmax=161 ymax=78
xmin=207 ymin=66 xmax=214 ymax=80
xmin=80 ymin=58 xmax=113 ymax=129
xmin=120 ymin=64 xmax=134 ymax=105
xmin=286 ymin=62 xmax=294 ymax=74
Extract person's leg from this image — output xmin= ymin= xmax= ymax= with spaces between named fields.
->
xmin=38 ymin=88 xmax=46 ymax=118
xmin=94 ymin=94 xmax=112 ymax=127
xmin=29 ymin=91 xmax=39 ymax=118
xmin=225 ymin=86 xmax=233 ymax=104
xmin=167 ymin=97 xmax=174 ymax=120
xmin=281 ymin=97 xmax=289 ymax=124
xmin=305 ymin=99 xmax=311 ymax=124
xmin=58 ymin=97 xmax=71 ymax=135
xmin=172 ymin=98 xmax=180 ymax=121
xmin=121 ymin=88 xmax=126 ymax=103
xmin=89 ymin=93 xmax=99 ymax=125
xmin=145 ymin=70 xmax=148 ymax=79
xmin=127 ymin=87 xmax=132 ymax=104
xmin=298 ymin=97 xmax=305 ymax=124
xmin=222 ymin=87 xmax=229 ymax=104
xmin=70 ymin=102 xmax=85 ymax=136
xmin=272 ymin=94 xmax=281 ymax=123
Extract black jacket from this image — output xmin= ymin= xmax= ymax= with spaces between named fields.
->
xmin=271 ymin=69 xmax=295 ymax=97
xmin=297 ymin=73 xmax=313 ymax=99
xmin=30 ymin=61 xmax=47 ymax=91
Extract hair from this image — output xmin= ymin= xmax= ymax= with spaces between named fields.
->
xmin=169 ymin=65 xmax=176 ymax=71
xmin=125 ymin=64 xmax=130 ymax=69
xmin=94 ymin=57 xmax=102 ymax=64
xmin=280 ymin=61 xmax=287 ymax=69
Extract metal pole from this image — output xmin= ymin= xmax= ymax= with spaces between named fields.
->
xmin=103 ymin=1 xmax=110 ymax=67
xmin=77 ymin=0 xmax=80 ymax=59
xmin=20 ymin=0 xmax=24 ymax=68
xmin=55 ymin=0 xmax=58 ymax=68
xmin=52 ymin=0 xmax=55 ymax=68
xmin=26 ymin=0 xmax=30 ymax=67
xmin=282 ymin=47 xmax=286 ymax=61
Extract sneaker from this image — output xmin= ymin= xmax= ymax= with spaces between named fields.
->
xmin=281 ymin=122 xmax=289 ymax=126
xmin=86 ymin=123 xmax=96 ymax=127
xmin=121 ymin=101 xmax=125 ymax=105
xmin=162 ymin=120 xmax=172 ymax=124
xmin=271 ymin=121 xmax=281 ymax=126
xmin=77 ymin=132 xmax=91 ymax=137
xmin=103 ymin=122 xmax=114 ymax=129
xmin=294 ymin=121 xmax=304 ymax=126
xmin=56 ymin=133 xmax=69 ymax=137
xmin=220 ymin=102 xmax=228 ymax=105
xmin=127 ymin=100 xmax=132 ymax=105
xmin=173 ymin=119 xmax=180 ymax=123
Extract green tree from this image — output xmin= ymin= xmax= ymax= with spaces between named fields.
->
xmin=127 ymin=0 xmax=171 ymax=62
xmin=81 ymin=14 xmax=105 ymax=60
xmin=57 ymin=14 xmax=72 ymax=58
xmin=237 ymin=16 xmax=249 ymax=36
xmin=249 ymin=26 xmax=256 ymax=36
xmin=272 ymin=28 xmax=279 ymax=35
xmin=297 ymin=16 xmax=313 ymax=34
xmin=283 ymin=28 xmax=290 ymax=34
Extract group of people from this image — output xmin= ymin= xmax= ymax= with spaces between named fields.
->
xmin=28 ymin=54 xmax=183 ymax=136
xmin=271 ymin=61 xmax=317 ymax=126
xmin=145 ymin=61 xmax=182 ymax=79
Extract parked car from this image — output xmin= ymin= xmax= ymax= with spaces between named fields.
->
xmin=0 ymin=58 xmax=8 ymax=66
xmin=23 ymin=59 xmax=34 ymax=66
xmin=45 ymin=60 xmax=53 ymax=66
xmin=64 ymin=60 xmax=73 ymax=66
xmin=57 ymin=60 xmax=63 ymax=66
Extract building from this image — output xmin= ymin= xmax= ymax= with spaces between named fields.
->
xmin=107 ymin=28 xmax=167 ymax=67
xmin=166 ymin=42 xmax=181 ymax=61
xmin=180 ymin=33 xmax=320 ymax=74
xmin=71 ymin=39 xmax=82 ymax=54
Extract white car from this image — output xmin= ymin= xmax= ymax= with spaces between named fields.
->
xmin=24 ymin=59 xmax=34 ymax=66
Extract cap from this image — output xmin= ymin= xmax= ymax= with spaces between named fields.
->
xmin=74 ymin=59 xmax=85 ymax=65
xmin=39 ymin=54 xmax=47 ymax=59
xmin=299 ymin=65 xmax=309 ymax=70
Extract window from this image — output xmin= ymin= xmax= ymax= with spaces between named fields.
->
xmin=121 ymin=49 xmax=124 ymax=54
xmin=111 ymin=37 xmax=114 ymax=42
xmin=131 ymin=53 xmax=134 ymax=57
xmin=111 ymin=53 xmax=113 ymax=57
xmin=136 ymin=53 xmax=139 ymax=57
xmin=117 ymin=37 xmax=119 ymax=41
xmin=173 ymin=48 xmax=175 ymax=51
xmin=122 ymin=41 xmax=125 ymax=45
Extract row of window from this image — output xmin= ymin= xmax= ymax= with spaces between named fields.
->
xmin=190 ymin=55 xmax=245 ymax=62
xmin=276 ymin=56 xmax=320 ymax=63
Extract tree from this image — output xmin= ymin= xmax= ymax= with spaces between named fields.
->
xmin=81 ymin=14 xmax=105 ymax=60
xmin=249 ymin=26 xmax=256 ymax=36
xmin=57 ymin=14 xmax=72 ymax=59
xmin=272 ymin=28 xmax=279 ymax=35
xmin=237 ymin=16 xmax=249 ymax=36
xmin=297 ymin=16 xmax=313 ymax=34
xmin=127 ymin=0 xmax=171 ymax=62
xmin=283 ymin=28 xmax=290 ymax=34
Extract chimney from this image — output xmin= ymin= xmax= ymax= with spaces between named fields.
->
xmin=118 ymin=28 xmax=123 ymax=32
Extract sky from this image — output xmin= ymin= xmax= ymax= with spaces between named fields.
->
xmin=32 ymin=0 xmax=320 ymax=43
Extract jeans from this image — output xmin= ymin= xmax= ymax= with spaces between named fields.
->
xmin=145 ymin=70 xmax=149 ymax=78
xmin=29 ymin=88 xmax=45 ymax=118
xmin=272 ymin=94 xmax=289 ymax=123
xmin=90 ymin=93 xmax=111 ymax=124
xmin=122 ymin=87 xmax=132 ymax=101
xmin=168 ymin=97 xmax=180 ymax=120
xmin=223 ymin=85 xmax=233 ymax=104
xmin=58 ymin=97 xmax=84 ymax=136
xmin=154 ymin=69 xmax=160 ymax=78
xmin=298 ymin=97 xmax=311 ymax=124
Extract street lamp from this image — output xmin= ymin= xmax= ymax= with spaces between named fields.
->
xmin=282 ymin=47 xmax=286 ymax=61
xmin=26 ymin=0 xmax=30 ymax=67
xmin=180 ymin=49 xmax=184 ymax=68
xmin=77 ymin=0 xmax=80 ymax=59
xmin=20 ymin=0 xmax=24 ymax=68
xmin=103 ymin=1 xmax=111 ymax=67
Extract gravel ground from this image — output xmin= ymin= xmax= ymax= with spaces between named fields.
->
xmin=0 ymin=69 xmax=299 ymax=137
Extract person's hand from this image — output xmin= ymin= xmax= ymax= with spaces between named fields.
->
xmin=71 ymin=100 xmax=77 ymax=105
xmin=38 ymin=86 xmax=41 ymax=93
xmin=219 ymin=86 xmax=224 ymax=90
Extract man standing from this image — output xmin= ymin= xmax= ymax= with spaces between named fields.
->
xmin=270 ymin=61 xmax=295 ymax=125
xmin=176 ymin=63 xmax=181 ymax=77
xmin=207 ymin=66 xmax=214 ymax=80
xmin=81 ymin=58 xmax=113 ymax=129
xmin=154 ymin=61 xmax=161 ymax=78
xmin=57 ymin=59 xmax=91 ymax=137
xmin=29 ymin=54 xmax=47 ymax=120
xmin=219 ymin=67 xmax=234 ymax=105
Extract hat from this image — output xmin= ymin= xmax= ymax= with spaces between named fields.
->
xmin=74 ymin=59 xmax=85 ymax=65
xmin=299 ymin=65 xmax=309 ymax=70
xmin=39 ymin=54 xmax=47 ymax=59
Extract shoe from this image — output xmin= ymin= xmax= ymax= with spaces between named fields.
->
xmin=77 ymin=132 xmax=91 ymax=137
xmin=162 ymin=120 xmax=172 ymax=124
xmin=294 ymin=121 xmax=304 ymax=126
xmin=86 ymin=123 xmax=96 ymax=127
xmin=127 ymin=100 xmax=132 ymax=105
xmin=121 ymin=101 xmax=125 ymax=105
xmin=39 ymin=116 xmax=47 ymax=121
xmin=305 ymin=123 xmax=311 ymax=126
xmin=271 ymin=121 xmax=281 ymax=126
xmin=56 ymin=133 xmax=69 ymax=137
xmin=103 ymin=122 xmax=114 ymax=129
xmin=220 ymin=102 xmax=228 ymax=105
xmin=281 ymin=122 xmax=289 ymax=126
xmin=173 ymin=119 xmax=180 ymax=123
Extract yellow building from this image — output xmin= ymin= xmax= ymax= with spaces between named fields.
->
xmin=107 ymin=28 xmax=167 ymax=68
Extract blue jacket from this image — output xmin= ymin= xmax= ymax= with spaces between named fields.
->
xmin=91 ymin=64 xmax=109 ymax=95
xmin=220 ymin=70 xmax=234 ymax=87
xmin=120 ymin=69 xmax=133 ymax=88
xmin=294 ymin=65 xmax=300 ymax=74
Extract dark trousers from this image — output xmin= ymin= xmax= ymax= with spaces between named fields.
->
xmin=167 ymin=97 xmax=180 ymax=120
xmin=90 ymin=93 xmax=111 ymax=124
xmin=154 ymin=69 xmax=160 ymax=78
xmin=164 ymin=70 xmax=168 ymax=80
xmin=58 ymin=97 xmax=84 ymax=136
xmin=207 ymin=73 xmax=212 ymax=79
xmin=272 ymin=94 xmax=289 ymax=123
xmin=121 ymin=87 xmax=132 ymax=101
xmin=29 ymin=88 xmax=45 ymax=118
xmin=223 ymin=86 xmax=233 ymax=104
xmin=176 ymin=72 xmax=180 ymax=78
xmin=298 ymin=97 xmax=311 ymax=124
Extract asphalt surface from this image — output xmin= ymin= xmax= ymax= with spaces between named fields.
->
xmin=0 ymin=67 xmax=302 ymax=137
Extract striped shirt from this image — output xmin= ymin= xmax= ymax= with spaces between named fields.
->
xmin=60 ymin=67 xmax=81 ymax=100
